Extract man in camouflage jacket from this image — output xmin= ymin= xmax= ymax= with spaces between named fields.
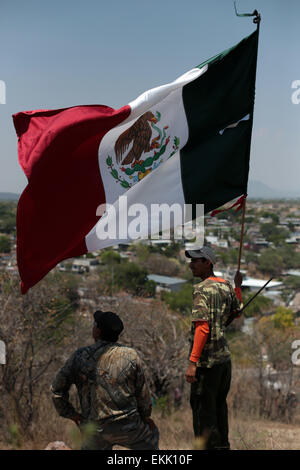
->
xmin=184 ymin=246 xmax=243 ymax=450
xmin=51 ymin=310 xmax=159 ymax=450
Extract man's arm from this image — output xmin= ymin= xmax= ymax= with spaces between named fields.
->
xmin=134 ymin=356 xmax=153 ymax=420
xmin=135 ymin=362 xmax=157 ymax=432
xmin=185 ymin=321 xmax=209 ymax=383
xmin=185 ymin=285 xmax=211 ymax=383
xmin=225 ymin=271 xmax=243 ymax=327
xmin=234 ymin=270 xmax=243 ymax=304
xmin=51 ymin=352 xmax=83 ymax=425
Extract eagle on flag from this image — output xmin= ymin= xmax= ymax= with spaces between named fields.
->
xmin=115 ymin=111 xmax=158 ymax=165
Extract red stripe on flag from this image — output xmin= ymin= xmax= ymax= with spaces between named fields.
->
xmin=210 ymin=194 xmax=247 ymax=217
xmin=13 ymin=104 xmax=131 ymax=294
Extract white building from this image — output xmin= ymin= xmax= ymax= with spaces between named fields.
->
xmin=72 ymin=258 xmax=99 ymax=273
xmin=241 ymin=278 xmax=283 ymax=292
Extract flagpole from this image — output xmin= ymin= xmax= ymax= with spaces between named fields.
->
xmin=237 ymin=197 xmax=246 ymax=272
xmin=234 ymin=5 xmax=261 ymax=273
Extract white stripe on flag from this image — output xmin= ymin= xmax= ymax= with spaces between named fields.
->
xmin=127 ymin=66 xmax=208 ymax=120
xmin=87 ymin=64 xmax=208 ymax=251
xmin=98 ymin=66 xmax=207 ymax=206
xmin=85 ymin=150 xmax=185 ymax=251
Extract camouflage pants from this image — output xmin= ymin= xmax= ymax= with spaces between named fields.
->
xmin=81 ymin=413 xmax=159 ymax=450
xmin=190 ymin=360 xmax=231 ymax=450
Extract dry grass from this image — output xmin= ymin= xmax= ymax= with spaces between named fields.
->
xmin=229 ymin=416 xmax=300 ymax=450
xmin=2 ymin=404 xmax=300 ymax=450
xmin=152 ymin=407 xmax=196 ymax=450
xmin=153 ymin=406 xmax=300 ymax=450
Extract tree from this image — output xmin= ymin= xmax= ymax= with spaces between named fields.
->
xmin=0 ymin=273 xmax=80 ymax=438
xmin=282 ymin=275 xmax=300 ymax=290
xmin=112 ymin=296 xmax=188 ymax=399
xmin=132 ymin=243 xmax=151 ymax=262
xmin=100 ymin=250 xmax=121 ymax=265
xmin=242 ymin=294 xmax=273 ymax=318
xmin=278 ymin=246 xmax=300 ymax=269
xmin=259 ymin=212 xmax=279 ymax=224
xmin=143 ymin=280 xmax=156 ymax=297
xmin=259 ymin=223 xmax=288 ymax=246
xmin=141 ymin=253 xmax=180 ymax=277
xmin=0 ymin=202 xmax=17 ymax=234
xmin=164 ymin=242 xmax=181 ymax=258
xmin=0 ymin=235 xmax=11 ymax=253
xmin=114 ymin=261 xmax=151 ymax=296
xmin=0 ymin=216 xmax=16 ymax=233
xmin=161 ymin=283 xmax=193 ymax=315
xmin=229 ymin=318 xmax=300 ymax=421
xmin=258 ymin=249 xmax=284 ymax=276
xmin=271 ymin=306 xmax=294 ymax=329
xmin=245 ymin=251 xmax=258 ymax=264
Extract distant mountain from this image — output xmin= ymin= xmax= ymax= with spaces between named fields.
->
xmin=248 ymin=180 xmax=300 ymax=199
xmin=0 ymin=181 xmax=299 ymax=201
xmin=0 ymin=192 xmax=20 ymax=201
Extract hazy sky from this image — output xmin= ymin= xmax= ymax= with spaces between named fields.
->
xmin=1 ymin=0 xmax=299 ymax=194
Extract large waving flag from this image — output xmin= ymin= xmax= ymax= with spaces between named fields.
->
xmin=14 ymin=30 xmax=258 ymax=294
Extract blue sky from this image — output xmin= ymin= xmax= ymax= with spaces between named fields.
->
xmin=0 ymin=0 xmax=299 ymax=193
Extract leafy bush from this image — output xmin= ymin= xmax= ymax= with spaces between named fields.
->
xmin=259 ymin=223 xmax=288 ymax=246
xmin=113 ymin=261 xmax=152 ymax=296
xmin=271 ymin=306 xmax=294 ymax=329
xmin=242 ymin=294 xmax=273 ymax=318
xmin=161 ymin=283 xmax=193 ymax=315
xmin=100 ymin=250 xmax=121 ymax=265
xmin=282 ymin=275 xmax=300 ymax=290
xmin=258 ymin=249 xmax=284 ymax=276
xmin=0 ymin=235 xmax=11 ymax=253
xmin=0 ymin=202 xmax=17 ymax=234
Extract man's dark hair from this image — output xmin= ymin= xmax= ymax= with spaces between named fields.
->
xmin=93 ymin=310 xmax=124 ymax=342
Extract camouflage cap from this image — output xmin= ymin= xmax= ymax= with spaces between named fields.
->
xmin=185 ymin=246 xmax=216 ymax=265
xmin=93 ymin=310 xmax=124 ymax=336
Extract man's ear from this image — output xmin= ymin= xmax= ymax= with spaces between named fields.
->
xmin=93 ymin=325 xmax=101 ymax=340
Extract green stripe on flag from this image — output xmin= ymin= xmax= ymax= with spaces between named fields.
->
xmin=181 ymin=30 xmax=258 ymax=214
xmin=196 ymin=31 xmax=256 ymax=70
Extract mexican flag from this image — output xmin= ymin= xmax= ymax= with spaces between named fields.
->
xmin=14 ymin=29 xmax=258 ymax=294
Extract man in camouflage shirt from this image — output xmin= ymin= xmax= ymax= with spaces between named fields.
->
xmin=184 ymin=246 xmax=242 ymax=450
xmin=51 ymin=310 xmax=159 ymax=450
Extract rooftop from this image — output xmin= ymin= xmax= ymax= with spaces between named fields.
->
xmin=242 ymin=278 xmax=282 ymax=289
xmin=147 ymin=274 xmax=187 ymax=285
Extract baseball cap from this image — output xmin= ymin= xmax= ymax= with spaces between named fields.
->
xmin=93 ymin=310 xmax=124 ymax=337
xmin=185 ymin=246 xmax=216 ymax=265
